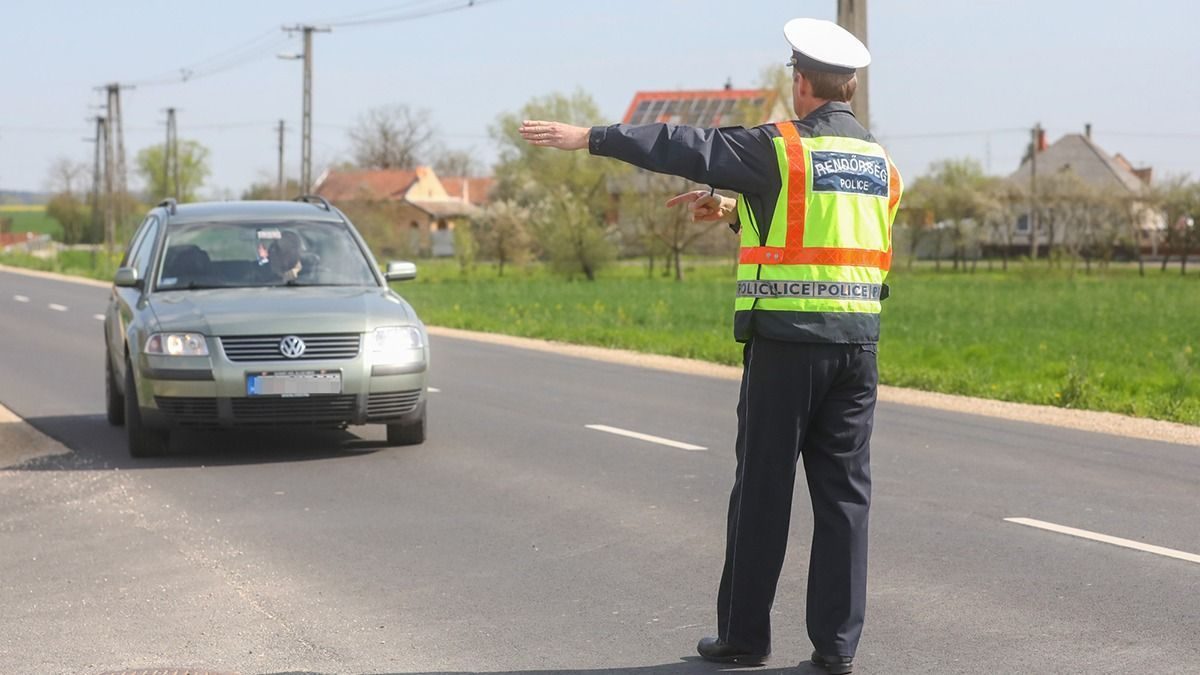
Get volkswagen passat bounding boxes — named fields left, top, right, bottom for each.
left=104, top=196, right=429, bottom=457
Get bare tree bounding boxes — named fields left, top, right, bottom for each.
left=44, top=157, right=89, bottom=195
left=348, top=104, right=436, bottom=170
left=431, top=147, right=481, bottom=178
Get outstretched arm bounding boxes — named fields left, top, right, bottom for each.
left=520, top=120, right=780, bottom=197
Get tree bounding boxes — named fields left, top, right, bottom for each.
left=476, top=200, right=534, bottom=276
left=906, top=159, right=989, bottom=271
left=534, top=188, right=615, bottom=280
left=1157, top=176, right=1200, bottom=275
left=135, top=140, right=210, bottom=202
left=491, top=91, right=626, bottom=279
left=620, top=171, right=723, bottom=281
left=43, top=158, right=92, bottom=244
left=349, top=104, right=436, bottom=170
left=242, top=178, right=304, bottom=201
left=431, top=147, right=481, bottom=178
left=453, top=222, right=478, bottom=276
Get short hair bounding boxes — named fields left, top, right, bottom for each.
left=797, top=69, right=857, bottom=102
left=269, top=231, right=302, bottom=272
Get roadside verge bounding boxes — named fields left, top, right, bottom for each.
left=427, top=326, right=1200, bottom=448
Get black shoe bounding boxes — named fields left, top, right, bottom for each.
left=810, top=651, right=853, bottom=674
left=696, top=636, right=769, bottom=665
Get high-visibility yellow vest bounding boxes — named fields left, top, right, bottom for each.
left=735, top=121, right=902, bottom=343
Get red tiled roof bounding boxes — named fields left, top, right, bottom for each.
left=0, top=231, right=39, bottom=248
left=313, top=169, right=419, bottom=202
left=440, top=177, right=495, bottom=206
left=623, top=89, right=777, bottom=126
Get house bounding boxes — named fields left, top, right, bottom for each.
left=1005, top=127, right=1163, bottom=255
left=622, top=83, right=789, bottom=127
left=312, top=167, right=492, bottom=257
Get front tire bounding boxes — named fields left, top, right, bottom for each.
left=386, top=408, right=426, bottom=446
left=124, top=356, right=168, bottom=457
left=105, top=350, right=125, bottom=426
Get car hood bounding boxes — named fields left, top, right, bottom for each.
left=149, top=286, right=418, bottom=336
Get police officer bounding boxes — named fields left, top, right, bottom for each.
left=519, top=18, right=900, bottom=674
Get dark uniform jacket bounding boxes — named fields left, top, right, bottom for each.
left=589, top=102, right=883, bottom=344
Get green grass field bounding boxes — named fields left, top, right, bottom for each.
left=0, top=205, right=61, bottom=238
left=395, top=259, right=1200, bottom=425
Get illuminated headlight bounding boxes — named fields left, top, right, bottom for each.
left=370, top=326, right=424, bottom=362
left=145, top=332, right=209, bottom=357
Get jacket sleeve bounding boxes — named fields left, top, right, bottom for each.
left=589, top=123, right=780, bottom=196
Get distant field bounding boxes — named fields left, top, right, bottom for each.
left=395, top=259, right=1200, bottom=426
left=0, top=205, right=61, bottom=237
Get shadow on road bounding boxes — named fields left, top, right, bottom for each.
left=260, top=658, right=829, bottom=674
left=13, top=413, right=395, bottom=471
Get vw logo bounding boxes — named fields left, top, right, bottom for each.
left=279, top=335, right=306, bottom=359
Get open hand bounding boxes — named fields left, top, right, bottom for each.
left=519, top=120, right=590, bottom=151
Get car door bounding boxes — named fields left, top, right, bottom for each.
left=108, top=215, right=160, bottom=383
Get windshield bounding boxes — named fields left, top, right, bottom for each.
left=154, top=220, right=379, bottom=290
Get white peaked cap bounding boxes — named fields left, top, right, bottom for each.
left=783, top=18, right=871, bottom=73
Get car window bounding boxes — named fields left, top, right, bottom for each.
left=121, top=216, right=153, bottom=267
left=156, top=220, right=378, bottom=290
left=129, top=218, right=160, bottom=282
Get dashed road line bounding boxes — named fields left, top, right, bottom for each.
left=13, top=295, right=29, bottom=303
left=427, top=387, right=441, bottom=393
left=93, top=314, right=105, bottom=321
left=585, top=424, right=706, bottom=451
left=1005, top=517, right=1200, bottom=565
left=47, top=303, right=68, bottom=312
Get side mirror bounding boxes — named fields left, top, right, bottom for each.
left=384, top=261, right=417, bottom=282
left=114, top=267, right=141, bottom=288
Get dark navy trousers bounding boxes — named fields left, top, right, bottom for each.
left=716, top=337, right=876, bottom=658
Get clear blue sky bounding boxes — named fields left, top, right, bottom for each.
left=1, top=0, right=1196, bottom=196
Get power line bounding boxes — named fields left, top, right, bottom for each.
left=326, top=0, right=504, bottom=28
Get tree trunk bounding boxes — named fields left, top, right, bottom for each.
left=673, top=248, right=684, bottom=281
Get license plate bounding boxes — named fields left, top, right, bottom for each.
left=246, top=370, right=342, bottom=397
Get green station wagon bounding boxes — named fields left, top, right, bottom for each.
left=104, top=196, right=429, bottom=457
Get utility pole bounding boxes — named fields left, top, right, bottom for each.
left=277, top=120, right=287, bottom=199
left=281, top=25, right=330, bottom=192
left=1029, top=122, right=1041, bottom=259
left=837, top=0, right=869, bottom=130
left=163, top=107, right=179, bottom=201
left=99, top=82, right=133, bottom=234
left=101, top=114, right=116, bottom=255
left=88, top=116, right=105, bottom=243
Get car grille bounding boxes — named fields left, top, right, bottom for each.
left=155, top=397, right=219, bottom=427
left=219, top=334, right=361, bottom=362
left=231, top=394, right=357, bottom=425
left=367, top=390, right=422, bottom=419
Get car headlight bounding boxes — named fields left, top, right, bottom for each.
left=144, top=332, right=209, bottom=357
left=369, top=326, right=424, bottom=362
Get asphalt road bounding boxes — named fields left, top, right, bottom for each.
left=1, top=267, right=1198, bottom=675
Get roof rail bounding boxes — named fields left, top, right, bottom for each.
left=294, top=194, right=332, bottom=211
left=157, top=197, right=177, bottom=215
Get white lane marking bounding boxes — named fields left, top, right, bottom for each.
left=93, top=314, right=105, bottom=321
left=427, top=387, right=441, bottom=393
left=585, top=424, right=706, bottom=451
left=1005, top=517, right=1200, bottom=565
left=48, top=303, right=68, bottom=312
left=13, top=295, right=29, bottom=303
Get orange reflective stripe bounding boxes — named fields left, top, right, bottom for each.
left=740, top=246, right=892, bottom=271
left=774, top=121, right=806, bottom=249
left=887, top=158, right=901, bottom=216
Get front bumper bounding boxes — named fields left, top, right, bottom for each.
left=135, top=340, right=428, bottom=429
